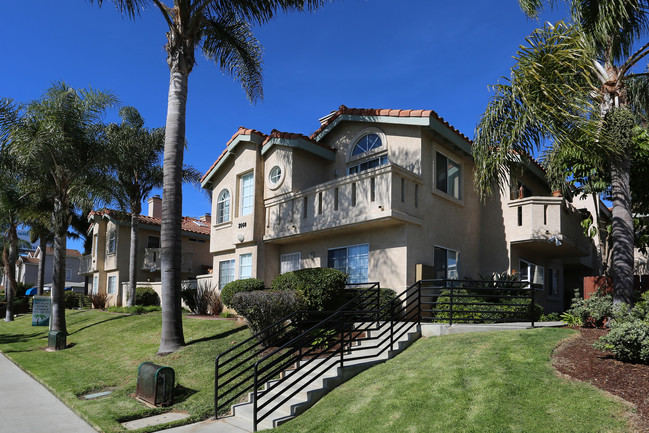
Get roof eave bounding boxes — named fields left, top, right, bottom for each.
left=201, top=133, right=265, bottom=189
left=261, top=137, right=336, bottom=161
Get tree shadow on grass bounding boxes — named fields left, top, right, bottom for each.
left=0, top=332, right=47, bottom=345
left=67, top=315, right=130, bottom=335
left=185, top=325, right=247, bottom=346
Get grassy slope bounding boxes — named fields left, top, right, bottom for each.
left=0, top=310, right=248, bottom=433
left=274, top=328, right=630, bottom=433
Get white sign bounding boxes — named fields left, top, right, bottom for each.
left=32, top=296, right=51, bottom=326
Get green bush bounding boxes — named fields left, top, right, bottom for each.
left=135, top=287, right=160, bottom=306
left=594, top=320, right=649, bottom=363
left=566, top=289, right=612, bottom=328
left=15, top=282, right=30, bottom=297
left=64, top=291, right=79, bottom=309
left=540, top=312, right=561, bottom=322
left=230, top=290, right=306, bottom=346
left=271, top=268, right=347, bottom=311
left=106, top=305, right=161, bottom=314
left=220, top=278, right=265, bottom=307
left=434, top=289, right=542, bottom=323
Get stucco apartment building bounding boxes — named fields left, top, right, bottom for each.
left=11, top=246, right=84, bottom=290
left=201, top=105, right=602, bottom=313
left=79, top=196, right=212, bottom=306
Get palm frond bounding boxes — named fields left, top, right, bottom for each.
left=200, top=12, right=263, bottom=103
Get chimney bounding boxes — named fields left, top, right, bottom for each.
left=148, top=195, right=162, bottom=219
left=200, top=213, right=211, bottom=224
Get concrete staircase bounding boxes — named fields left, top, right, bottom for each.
left=224, top=321, right=421, bottom=431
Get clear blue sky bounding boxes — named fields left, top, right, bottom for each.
left=3, top=0, right=564, bottom=252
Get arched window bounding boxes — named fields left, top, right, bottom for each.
left=352, top=134, right=382, bottom=156
left=217, top=189, right=230, bottom=224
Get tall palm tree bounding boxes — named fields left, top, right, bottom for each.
left=473, top=0, right=649, bottom=305
left=10, top=83, right=116, bottom=340
left=92, top=0, right=329, bottom=354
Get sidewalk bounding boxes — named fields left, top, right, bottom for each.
left=0, top=352, right=97, bottom=433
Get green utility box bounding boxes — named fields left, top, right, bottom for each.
left=48, top=331, right=66, bottom=350
left=136, top=362, right=175, bottom=407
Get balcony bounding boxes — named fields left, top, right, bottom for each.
left=79, top=255, right=95, bottom=275
left=143, top=248, right=194, bottom=273
left=507, top=196, right=591, bottom=258
left=264, top=164, right=423, bottom=241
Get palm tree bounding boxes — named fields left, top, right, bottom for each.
left=92, top=0, right=329, bottom=354
left=473, top=0, right=649, bottom=305
left=10, top=83, right=116, bottom=340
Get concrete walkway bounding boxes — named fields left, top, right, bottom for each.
left=0, top=352, right=97, bottom=433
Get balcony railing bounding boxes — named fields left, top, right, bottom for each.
left=143, top=248, right=193, bottom=273
left=79, top=254, right=94, bottom=275
left=507, top=196, right=590, bottom=255
left=263, top=164, right=423, bottom=241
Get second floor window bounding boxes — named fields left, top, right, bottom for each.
left=65, top=269, right=72, bottom=281
left=240, top=172, right=254, bottom=216
left=107, top=229, right=116, bottom=255
left=436, top=152, right=462, bottom=200
left=217, top=189, right=230, bottom=223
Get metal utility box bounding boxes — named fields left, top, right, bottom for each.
left=136, top=362, right=175, bottom=406
left=48, top=331, right=66, bottom=350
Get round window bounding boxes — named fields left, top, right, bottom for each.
left=269, top=165, right=283, bottom=187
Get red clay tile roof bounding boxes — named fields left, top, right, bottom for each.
left=21, top=257, right=40, bottom=264
left=200, top=127, right=266, bottom=183
left=44, top=247, right=82, bottom=257
left=310, top=105, right=472, bottom=147
left=89, top=209, right=210, bottom=236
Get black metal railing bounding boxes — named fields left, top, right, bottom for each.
left=214, top=278, right=540, bottom=431
left=416, top=278, right=542, bottom=326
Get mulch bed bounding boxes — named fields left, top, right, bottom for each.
left=552, top=327, right=649, bottom=432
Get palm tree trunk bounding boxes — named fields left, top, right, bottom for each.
left=3, top=223, right=18, bottom=322
left=37, top=236, right=46, bottom=296
left=610, top=152, right=635, bottom=304
left=128, top=213, right=139, bottom=307
left=158, top=65, right=188, bottom=355
left=50, top=198, right=68, bottom=336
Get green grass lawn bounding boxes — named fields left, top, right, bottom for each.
left=275, top=328, right=632, bottom=433
left=0, top=310, right=248, bottom=433
left=0, top=313, right=634, bottom=433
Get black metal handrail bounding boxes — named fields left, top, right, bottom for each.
left=214, top=283, right=381, bottom=420
left=215, top=278, right=541, bottom=431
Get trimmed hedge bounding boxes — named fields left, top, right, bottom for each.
left=230, top=290, right=306, bottom=346
left=433, top=289, right=543, bottom=323
left=271, top=268, right=347, bottom=311
left=135, top=287, right=160, bottom=306
left=221, top=278, right=265, bottom=307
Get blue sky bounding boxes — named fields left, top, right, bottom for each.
left=4, top=0, right=564, bottom=252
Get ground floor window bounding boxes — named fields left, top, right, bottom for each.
left=219, top=259, right=235, bottom=289
left=280, top=252, right=301, bottom=274
left=519, top=259, right=544, bottom=287
left=107, top=275, right=117, bottom=295
left=328, top=244, right=369, bottom=284
left=92, top=275, right=98, bottom=295
left=434, top=246, right=459, bottom=279
left=239, top=253, right=252, bottom=279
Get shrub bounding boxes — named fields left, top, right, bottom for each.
left=64, top=291, right=79, bottom=309
left=89, top=292, right=108, bottom=310
left=540, top=312, right=561, bottom=322
left=230, top=290, right=307, bottom=346
left=271, top=268, right=347, bottom=311
left=135, top=287, right=160, bottom=306
left=434, top=289, right=542, bottom=323
left=566, top=289, right=612, bottom=327
left=594, top=320, right=649, bottom=363
left=181, top=280, right=223, bottom=315
left=220, top=278, right=265, bottom=307
left=106, top=305, right=161, bottom=314
left=15, top=282, right=30, bottom=297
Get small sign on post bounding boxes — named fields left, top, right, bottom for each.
left=32, top=296, right=51, bottom=327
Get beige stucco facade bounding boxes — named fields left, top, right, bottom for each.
left=79, top=196, right=212, bottom=306
left=201, top=106, right=604, bottom=313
